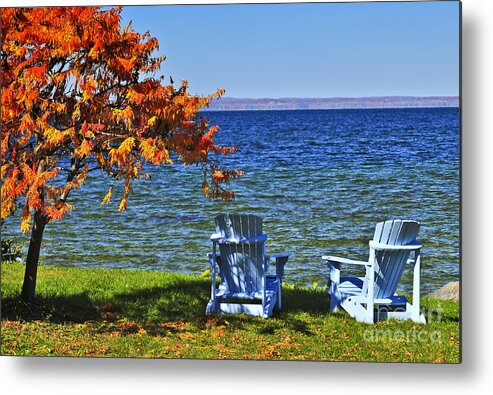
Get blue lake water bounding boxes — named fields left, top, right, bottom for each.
left=4, top=108, right=460, bottom=293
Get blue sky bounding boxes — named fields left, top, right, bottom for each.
left=120, top=1, right=460, bottom=98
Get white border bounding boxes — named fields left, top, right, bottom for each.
left=2, top=1, right=492, bottom=394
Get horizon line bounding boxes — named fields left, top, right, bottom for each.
left=215, top=95, right=459, bottom=100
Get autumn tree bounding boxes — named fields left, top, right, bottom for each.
left=0, top=7, right=241, bottom=302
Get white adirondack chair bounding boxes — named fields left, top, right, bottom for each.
left=324, top=220, right=426, bottom=324
left=205, top=214, right=289, bottom=318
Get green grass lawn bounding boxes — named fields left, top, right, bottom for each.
left=1, top=262, right=460, bottom=362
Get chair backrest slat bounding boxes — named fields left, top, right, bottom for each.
left=213, top=214, right=266, bottom=295
left=372, top=220, right=420, bottom=298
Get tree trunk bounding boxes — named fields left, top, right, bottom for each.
left=20, top=158, right=78, bottom=302
left=21, top=209, right=48, bottom=302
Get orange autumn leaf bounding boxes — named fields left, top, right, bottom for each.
left=102, top=186, right=114, bottom=205
left=75, top=139, right=94, bottom=159
left=212, top=170, right=228, bottom=183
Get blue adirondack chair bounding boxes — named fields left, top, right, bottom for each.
left=324, top=220, right=426, bottom=324
left=205, top=214, right=289, bottom=318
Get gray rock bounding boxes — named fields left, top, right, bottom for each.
left=427, top=281, right=460, bottom=302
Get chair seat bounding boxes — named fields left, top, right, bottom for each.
left=337, top=277, right=365, bottom=296
left=214, top=277, right=280, bottom=300
left=335, top=276, right=409, bottom=305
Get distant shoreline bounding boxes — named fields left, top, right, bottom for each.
left=205, top=96, right=459, bottom=111
left=203, top=106, right=459, bottom=112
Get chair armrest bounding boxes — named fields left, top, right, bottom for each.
left=210, top=233, right=223, bottom=241
left=268, top=253, right=290, bottom=260
left=323, top=255, right=369, bottom=266
left=210, top=233, right=268, bottom=244
left=267, top=253, right=289, bottom=280
left=369, top=240, right=422, bottom=251
left=207, top=252, right=221, bottom=270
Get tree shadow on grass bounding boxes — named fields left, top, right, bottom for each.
left=1, top=280, right=211, bottom=325
left=108, top=281, right=336, bottom=336
left=282, top=287, right=330, bottom=315
left=1, top=281, right=337, bottom=336
left=2, top=292, right=100, bottom=323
